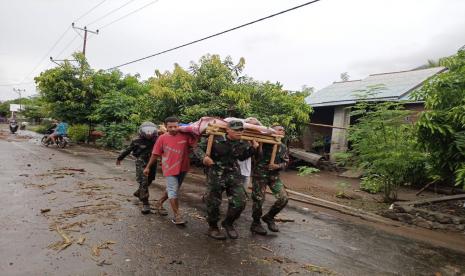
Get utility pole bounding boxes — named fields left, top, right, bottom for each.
left=72, top=23, right=99, bottom=57
left=13, top=88, right=25, bottom=112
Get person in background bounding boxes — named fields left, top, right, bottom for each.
left=116, top=122, right=161, bottom=215
left=46, top=120, right=68, bottom=145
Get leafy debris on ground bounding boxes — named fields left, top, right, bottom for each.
left=77, top=236, right=86, bottom=245
left=274, top=216, right=295, bottom=223
left=48, top=225, right=73, bottom=251
left=302, top=263, right=337, bottom=275
left=91, top=240, right=117, bottom=257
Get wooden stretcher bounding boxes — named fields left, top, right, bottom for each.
left=204, top=124, right=283, bottom=165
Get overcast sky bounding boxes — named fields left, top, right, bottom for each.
left=1, top=0, right=464, bottom=101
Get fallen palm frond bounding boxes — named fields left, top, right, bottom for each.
left=302, top=263, right=337, bottom=275
left=48, top=225, right=73, bottom=251
left=77, top=236, right=86, bottom=245
left=91, top=240, right=117, bottom=257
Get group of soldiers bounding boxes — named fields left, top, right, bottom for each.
left=117, top=118, right=289, bottom=240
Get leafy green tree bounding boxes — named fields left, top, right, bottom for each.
left=349, top=87, right=428, bottom=201
left=413, top=50, right=465, bottom=188
left=22, top=96, right=51, bottom=122
left=90, top=72, right=152, bottom=148
left=149, top=54, right=312, bottom=138
left=34, top=53, right=99, bottom=124
left=0, top=99, right=19, bottom=117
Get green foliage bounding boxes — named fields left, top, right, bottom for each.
left=91, top=91, right=138, bottom=123
left=68, top=124, right=89, bottom=143
left=31, top=124, right=51, bottom=134
left=332, top=152, right=353, bottom=167
left=34, top=53, right=99, bottom=124
left=90, top=71, right=152, bottom=124
left=412, top=50, right=465, bottom=188
left=33, top=53, right=313, bottom=149
left=360, top=176, right=383, bottom=194
left=297, top=166, right=320, bottom=176
left=97, top=123, right=136, bottom=149
left=149, top=54, right=312, bottom=139
left=349, top=88, right=428, bottom=201
left=22, top=96, right=51, bottom=121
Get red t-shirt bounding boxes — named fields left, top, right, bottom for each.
left=152, top=132, right=196, bottom=176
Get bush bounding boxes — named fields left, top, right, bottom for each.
left=97, top=123, right=136, bottom=149
left=332, top=152, right=353, bottom=167
left=31, top=124, right=51, bottom=134
left=412, top=50, right=465, bottom=188
left=360, top=175, right=383, bottom=194
left=297, top=166, right=320, bottom=176
left=68, top=124, right=89, bottom=143
left=349, top=91, right=429, bottom=202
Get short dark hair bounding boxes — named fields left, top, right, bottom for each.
left=164, top=116, right=179, bottom=124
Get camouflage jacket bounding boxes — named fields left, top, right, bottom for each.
left=117, top=136, right=157, bottom=162
left=194, top=135, right=256, bottom=173
left=253, top=143, right=289, bottom=177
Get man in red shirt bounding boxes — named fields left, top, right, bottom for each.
left=144, top=117, right=196, bottom=224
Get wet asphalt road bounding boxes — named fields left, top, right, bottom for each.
left=1, top=128, right=465, bottom=276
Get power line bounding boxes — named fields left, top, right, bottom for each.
left=19, top=1, right=110, bottom=81
left=98, top=0, right=160, bottom=30
left=86, top=0, right=137, bottom=26
left=74, top=0, right=108, bottom=23
left=0, top=82, right=35, bottom=87
left=21, top=25, right=72, bottom=81
left=55, top=33, right=80, bottom=59
left=106, top=0, right=323, bottom=70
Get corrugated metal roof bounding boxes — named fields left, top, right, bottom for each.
left=306, top=67, right=446, bottom=107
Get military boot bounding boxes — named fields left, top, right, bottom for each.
left=133, top=189, right=140, bottom=198
left=207, top=226, right=226, bottom=240
left=221, top=221, right=239, bottom=239
left=250, top=221, right=267, bottom=235
left=262, top=215, right=279, bottom=232
left=141, top=204, right=151, bottom=215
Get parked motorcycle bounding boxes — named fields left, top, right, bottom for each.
left=9, top=120, right=18, bottom=134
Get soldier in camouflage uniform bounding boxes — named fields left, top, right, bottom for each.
left=116, top=122, right=165, bottom=215
left=194, top=120, right=258, bottom=240
left=250, top=125, right=289, bottom=235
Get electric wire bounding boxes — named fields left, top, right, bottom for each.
left=0, top=82, right=35, bottom=87
left=98, top=0, right=159, bottom=30
left=18, top=0, right=110, bottom=82
left=21, top=25, right=72, bottom=81
left=106, top=0, right=322, bottom=70
left=56, top=34, right=80, bottom=59
left=86, top=0, right=137, bottom=26
left=73, top=0, right=107, bottom=23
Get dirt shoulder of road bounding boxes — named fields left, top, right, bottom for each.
left=281, top=169, right=444, bottom=214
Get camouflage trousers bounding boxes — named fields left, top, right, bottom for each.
left=251, top=173, right=289, bottom=222
left=135, top=158, right=157, bottom=204
left=205, top=168, right=247, bottom=227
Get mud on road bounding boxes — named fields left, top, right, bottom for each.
left=1, top=128, right=465, bottom=276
